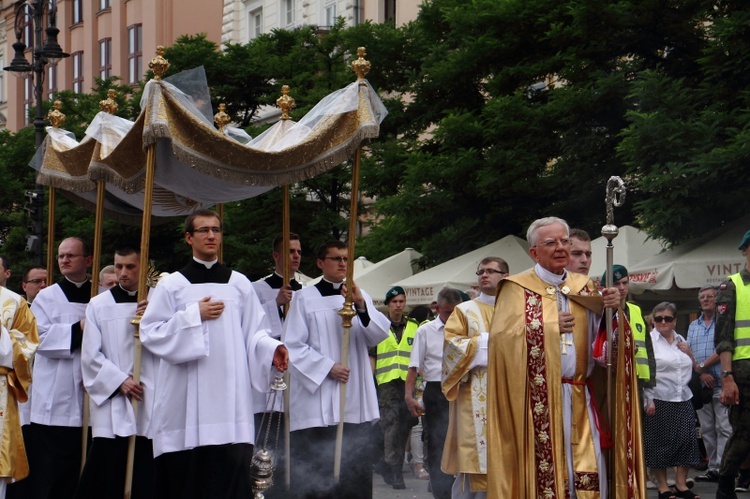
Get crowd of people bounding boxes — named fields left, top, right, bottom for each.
left=0, top=210, right=748, bottom=499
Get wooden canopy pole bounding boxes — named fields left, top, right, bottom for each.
left=333, top=47, right=371, bottom=483
left=45, top=186, right=56, bottom=285
left=124, top=47, right=169, bottom=499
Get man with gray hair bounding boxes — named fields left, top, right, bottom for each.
left=486, top=216, right=636, bottom=498
left=687, top=285, right=729, bottom=483
left=406, top=287, right=463, bottom=499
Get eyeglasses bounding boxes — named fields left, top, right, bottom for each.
left=476, top=269, right=508, bottom=276
left=24, top=278, right=47, bottom=284
left=536, top=238, right=571, bottom=249
left=323, top=256, right=348, bottom=263
left=57, top=254, right=82, bottom=260
left=699, top=294, right=716, bottom=300
left=193, top=226, right=222, bottom=234
left=653, top=316, right=675, bottom=323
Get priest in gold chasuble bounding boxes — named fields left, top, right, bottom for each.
left=486, top=217, right=644, bottom=499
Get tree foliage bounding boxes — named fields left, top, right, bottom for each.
left=2, top=1, right=749, bottom=290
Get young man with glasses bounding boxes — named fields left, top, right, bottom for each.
left=687, top=285, right=729, bottom=484
left=23, top=237, right=93, bottom=498
left=21, top=267, right=47, bottom=305
left=140, top=209, right=288, bottom=499
left=441, top=256, right=508, bottom=498
left=486, top=217, right=632, bottom=498
left=283, top=240, right=389, bottom=499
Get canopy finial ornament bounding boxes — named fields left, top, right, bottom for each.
left=214, top=103, right=231, bottom=132
left=149, top=46, right=170, bottom=81
left=99, top=89, right=119, bottom=115
left=47, top=100, right=66, bottom=128
left=276, top=85, right=295, bottom=121
left=351, top=47, right=371, bottom=84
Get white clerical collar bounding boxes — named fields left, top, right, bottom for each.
left=322, top=278, right=343, bottom=289
left=119, top=284, right=138, bottom=296
left=535, top=263, right=567, bottom=286
left=65, top=276, right=88, bottom=288
left=477, top=292, right=495, bottom=306
left=193, top=257, right=218, bottom=269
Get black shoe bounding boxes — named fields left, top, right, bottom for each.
left=695, top=470, right=720, bottom=482
left=391, top=465, right=406, bottom=490
left=718, top=474, right=739, bottom=498
left=377, top=462, right=394, bottom=486
left=737, top=470, right=750, bottom=492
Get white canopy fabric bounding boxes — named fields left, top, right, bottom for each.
left=392, top=236, right=534, bottom=306
left=589, top=225, right=666, bottom=281
left=355, top=248, right=424, bottom=307
left=627, top=216, right=750, bottom=292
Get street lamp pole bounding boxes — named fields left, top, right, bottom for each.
left=3, top=0, right=69, bottom=265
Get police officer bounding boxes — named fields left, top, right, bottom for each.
left=716, top=229, right=750, bottom=498
left=370, top=286, right=419, bottom=489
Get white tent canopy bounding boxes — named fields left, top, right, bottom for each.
left=392, top=235, right=535, bottom=306
left=628, top=216, right=750, bottom=292
left=355, top=248, right=424, bottom=307
left=589, top=225, right=666, bottom=281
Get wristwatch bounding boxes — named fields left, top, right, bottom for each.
left=721, top=370, right=734, bottom=378
left=699, top=362, right=705, bottom=370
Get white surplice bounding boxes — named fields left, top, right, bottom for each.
left=30, top=283, right=88, bottom=427
left=82, top=288, right=158, bottom=438
left=140, top=271, right=281, bottom=457
left=283, top=285, right=389, bottom=430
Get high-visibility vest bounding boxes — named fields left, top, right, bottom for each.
left=374, top=319, right=418, bottom=385
left=730, top=273, right=750, bottom=361
left=628, top=302, right=651, bottom=381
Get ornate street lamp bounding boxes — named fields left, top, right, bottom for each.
left=3, top=0, right=69, bottom=265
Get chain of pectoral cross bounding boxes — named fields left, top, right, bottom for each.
left=556, top=287, right=573, bottom=355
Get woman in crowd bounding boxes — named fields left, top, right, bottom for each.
left=643, top=302, right=702, bottom=499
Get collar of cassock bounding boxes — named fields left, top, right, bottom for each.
left=315, top=278, right=343, bottom=297
left=535, top=263, right=568, bottom=287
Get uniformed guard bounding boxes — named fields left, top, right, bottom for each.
left=716, top=229, right=750, bottom=499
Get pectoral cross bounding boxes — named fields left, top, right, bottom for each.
left=561, top=333, right=573, bottom=355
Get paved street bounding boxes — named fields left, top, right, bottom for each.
left=373, top=462, right=434, bottom=499
left=372, top=466, right=736, bottom=498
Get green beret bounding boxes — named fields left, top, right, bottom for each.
left=738, top=230, right=750, bottom=250
left=385, top=286, right=405, bottom=304
left=601, top=264, right=628, bottom=285
left=457, top=290, right=472, bottom=302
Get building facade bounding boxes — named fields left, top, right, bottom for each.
left=1, top=0, right=224, bottom=132
left=220, top=0, right=419, bottom=45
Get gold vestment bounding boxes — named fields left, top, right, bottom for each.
left=0, top=287, right=39, bottom=481
left=486, top=270, right=645, bottom=498
left=442, top=299, right=493, bottom=492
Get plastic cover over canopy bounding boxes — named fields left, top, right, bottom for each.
left=32, top=65, right=387, bottom=218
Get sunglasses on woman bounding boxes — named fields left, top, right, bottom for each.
left=653, top=316, right=675, bottom=323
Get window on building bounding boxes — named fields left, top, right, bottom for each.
left=24, top=76, right=33, bottom=124
left=128, top=24, right=143, bottom=85
left=385, top=0, right=396, bottom=21
left=99, top=0, right=111, bottom=11
left=0, top=56, right=4, bottom=104
left=284, top=0, right=295, bottom=26
left=72, top=0, right=83, bottom=24
left=72, top=51, right=84, bottom=93
left=325, top=3, right=337, bottom=27
left=99, top=38, right=112, bottom=79
left=47, top=62, right=58, bottom=100
left=249, top=8, right=263, bottom=39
